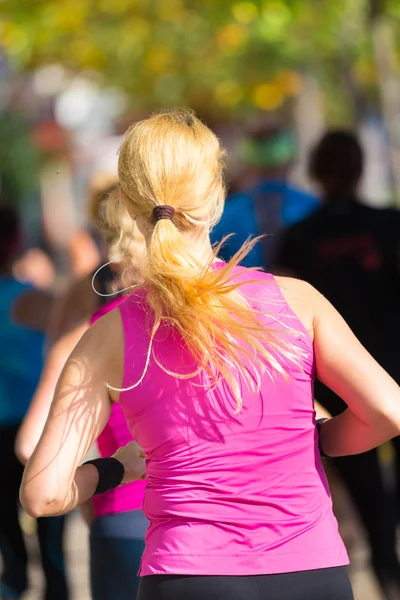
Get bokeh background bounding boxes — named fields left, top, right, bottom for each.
left=2, top=0, right=400, bottom=255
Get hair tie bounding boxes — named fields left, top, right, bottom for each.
left=152, top=205, right=175, bottom=223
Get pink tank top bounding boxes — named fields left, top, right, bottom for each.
left=118, top=266, right=348, bottom=576
left=91, top=299, right=146, bottom=518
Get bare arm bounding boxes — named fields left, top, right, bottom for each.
left=20, top=310, right=123, bottom=518
left=277, top=277, right=400, bottom=457
left=313, top=285, right=400, bottom=456
left=79, top=498, right=95, bottom=528
left=16, top=276, right=97, bottom=464
left=13, top=289, right=54, bottom=332
left=15, top=322, right=89, bottom=464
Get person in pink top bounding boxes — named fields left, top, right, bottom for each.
left=89, top=300, right=147, bottom=600
left=21, top=109, right=400, bottom=600
left=16, top=174, right=147, bottom=600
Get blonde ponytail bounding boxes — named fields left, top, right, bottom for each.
left=112, top=109, right=301, bottom=411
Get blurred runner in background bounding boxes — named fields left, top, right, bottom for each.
left=16, top=174, right=147, bottom=600
left=211, top=121, right=318, bottom=268
left=12, top=248, right=55, bottom=290
left=0, top=206, right=69, bottom=600
left=275, top=130, right=400, bottom=600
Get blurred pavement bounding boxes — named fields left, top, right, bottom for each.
left=24, top=512, right=90, bottom=600
left=21, top=509, right=385, bottom=600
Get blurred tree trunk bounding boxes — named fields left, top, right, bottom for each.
left=369, top=0, right=400, bottom=206
left=291, top=73, right=325, bottom=190
left=339, top=60, right=369, bottom=127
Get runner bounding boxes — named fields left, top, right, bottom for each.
left=0, top=206, right=68, bottom=600
left=20, top=109, right=400, bottom=600
left=16, top=176, right=147, bottom=600
left=211, top=121, right=318, bottom=268
left=275, top=130, right=400, bottom=599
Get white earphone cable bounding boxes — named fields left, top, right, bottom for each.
left=91, top=223, right=140, bottom=297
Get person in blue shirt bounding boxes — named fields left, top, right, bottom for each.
left=211, top=122, right=318, bottom=269
left=0, top=206, right=69, bottom=600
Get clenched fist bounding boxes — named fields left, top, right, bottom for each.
left=113, top=441, right=146, bottom=484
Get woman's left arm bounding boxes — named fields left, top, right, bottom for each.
left=20, top=311, right=122, bottom=518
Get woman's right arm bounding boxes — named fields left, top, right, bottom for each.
left=277, top=277, right=400, bottom=457
left=306, top=280, right=400, bottom=456
left=314, top=287, right=400, bottom=456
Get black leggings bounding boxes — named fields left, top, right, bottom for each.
left=137, top=567, right=353, bottom=600
left=0, top=425, right=69, bottom=599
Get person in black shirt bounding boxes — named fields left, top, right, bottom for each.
left=276, top=130, right=400, bottom=599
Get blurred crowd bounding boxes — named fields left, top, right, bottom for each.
left=2, top=112, right=400, bottom=600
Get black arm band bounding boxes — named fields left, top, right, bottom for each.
left=82, top=457, right=125, bottom=496
left=316, top=418, right=330, bottom=459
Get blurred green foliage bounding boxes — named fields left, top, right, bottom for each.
left=1, top=0, right=399, bottom=118
left=0, top=112, right=40, bottom=203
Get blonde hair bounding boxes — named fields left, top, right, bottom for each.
left=112, top=109, right=299, bottom=411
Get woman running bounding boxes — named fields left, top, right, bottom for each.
left=16, top=176, right=147, bottom=600
left=87, top=298, right=147, bottom=600
left=0, top=206, right=68, bottom=600
left=20, top=109, right=400, bottom=600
